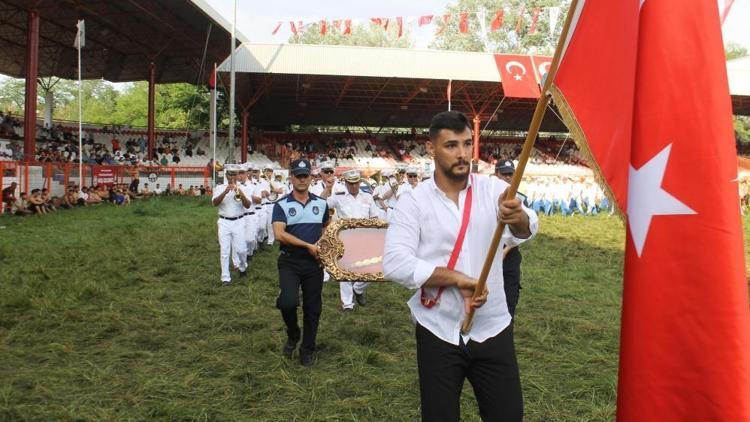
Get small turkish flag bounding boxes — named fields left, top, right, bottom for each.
left=493, top=54, right=539, bottom=99
left=418, top=15, right=433, bottom=27
left=490, top=10, right=504, bottom=31
left=551, top=1, right=750, bottom=420
left=459, top=12, right=469, bottom=33
left=271, top=21, right=282, bottom=35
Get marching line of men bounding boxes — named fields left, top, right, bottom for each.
left=213, top=162, right=288, bottom=286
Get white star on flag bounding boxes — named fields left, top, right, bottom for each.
left=513, top=74, right=523, bottom=81
left=626, top=144, right=696, bottom=257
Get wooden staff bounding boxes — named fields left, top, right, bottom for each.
left=461, top=0, right=580, bottom=334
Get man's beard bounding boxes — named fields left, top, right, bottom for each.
left=437, top=159, right=470, bottom=182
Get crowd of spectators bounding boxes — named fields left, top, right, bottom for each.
left=1, top=178, right=212, bottom=217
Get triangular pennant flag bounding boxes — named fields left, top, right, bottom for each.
left=529, top=7, right=540, bottom=35
left=343, top=19, right=352, bottom=35
left=271, top=21, right=282, bottom=35
left=459, top=12, right=469, bottom=33
left=320, top=20, right=327, bottom=35
left=515, top=4, right=526, bottom=33
left=490, top=10, right=504, bottom=31
left=290, top=21, right=297, bottom=35
left=418, top=15, right=433, bottom=27
left=548, top=7, right=560, bottom=37
left=396, top=17, right=403, bottom=38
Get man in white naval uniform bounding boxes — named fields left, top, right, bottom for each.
left=238, top=163, right=259, bottom=263
left=212, top=164, right=252, bottom=286
left=309, top=161, right=345, bottom=199
left=326, top=169, right=385, bottom=311
left=260, top=165, right=281, bottom=245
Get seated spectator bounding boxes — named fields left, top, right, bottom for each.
left=12, top=192, right=33, bottom=216
left=199, top=185, right=206, bottom=195
left=27, top=189, right=48, bottom=214
left=172, top=154, right=180, bottom=164
left=177, top=184, right=185, bottom=195
left=84, top=188, right=102, bottom=205
left=2, top=182, right=17, bottom=212
left=40, top=188, right=56, bottom=212
left=141, top=183, right=153, bottom=197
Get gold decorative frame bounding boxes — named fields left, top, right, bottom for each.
left=317, top=218, right=389, bottom=282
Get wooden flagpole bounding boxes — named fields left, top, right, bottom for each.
left=461, top=0, right=581, bottom=334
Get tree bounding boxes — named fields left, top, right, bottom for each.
left=0, top=78, right=31, bottom=113
left=726, top=43, right=748, bottom=61
left=290, top=21, right=414, bottom=48
left=431, top=0, right=568, bottom=54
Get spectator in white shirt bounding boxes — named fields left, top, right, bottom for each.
left=383, top=111, right=538, bottom=421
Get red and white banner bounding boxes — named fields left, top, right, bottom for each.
left=552, top=1, right=750, bottom=420
left=531, top=55, right=552, bottom=85
left=93, top=167, right=115, bottom=186
left=493, top=54, right=540, bottom=98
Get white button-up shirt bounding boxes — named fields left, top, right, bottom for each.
left=383, top=174, right=538, bottom=345
left=212, top=183, right=246, bottom=218
left=327, top=190, right=384, bottom=219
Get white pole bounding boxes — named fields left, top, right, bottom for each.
left=211, top=62, right=217, bottom=188
left=228, top=0, right=236, bottom=162
left=77, top=29, right=83, bottom=188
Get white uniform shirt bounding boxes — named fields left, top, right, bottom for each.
left=383, top=175, right=539, bottom=346
left=395, top=181, right=416, bottom=200
left=373, top=184, right=393, bottom=210
left=238, top=181, right=255, bottom=212
left=212, top=183, right=247, bottom=218
left=327, top=190, right=384, bottom=219
left=256, top=179, right=271, bottom=203
left=309, top=180, right=345, bottom=197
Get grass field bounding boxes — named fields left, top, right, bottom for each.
left=0, top=197, right=747, bottom=421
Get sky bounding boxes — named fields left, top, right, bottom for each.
left=205, top=0, right=750, bottom=51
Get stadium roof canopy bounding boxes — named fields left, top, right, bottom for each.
left=218, top=43, right=750, bottom=131
left=0, top=0, right=245, bottom=83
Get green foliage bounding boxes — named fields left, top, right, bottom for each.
left=0, top=78, right=217, bottom=130
left=432, top=0, right=567, bottom=54
left=735, top=116, right=750, bottom=143
left=290, top=21, right=414, bottom=48
left=726, top=43, right=749, bottom=61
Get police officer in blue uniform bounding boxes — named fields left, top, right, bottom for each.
left=272, top=159, right=330, bottom=366
left=495, top=160, right=524, bottom=316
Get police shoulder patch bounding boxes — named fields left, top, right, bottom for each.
left=288, top=208, right=297, bottom=217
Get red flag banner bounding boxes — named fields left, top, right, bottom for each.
left=418, top=15, right=433, bottom=26
left=490, top=10, right=504, bottom=31
left=396, top=17, right=403, bottom=38
left=551, top=1, right=750, bottom=420
left=493, top=54, right=539, bottom=98
left=530, top=55, right=552, bottom=85
left=271, top=21, right=282, bottom=35
left=320, top=20, right=327, bottom=35
left=529, top=7, right=540, bottom=34
left=459, top=12, right=469, bottom=33
left=343, top=19, right=352, bottom=35
left=289, top=21, right=298, bottom=35
left=208, top=68, right=216, bottom=90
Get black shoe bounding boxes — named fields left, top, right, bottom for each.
left=283, top=338, right=299, bottom=359
left=342, top=307, right=354, bottom=313
left=221, top=281, right=231, bottom=287
left=300, top=352, right=314, bottom=367
left=354, top=292, right=366, bottom=306
left=239, top=270, right=247, bottom=278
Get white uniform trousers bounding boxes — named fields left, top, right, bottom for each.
left=245, top=212, right=258, bottom=255
left=264, top=203, right=275, bottom=244
left=340, top=281, right=369, bottom=310
left=255, top=206, right=267, bottom=242
left=219, top=217, right=247, bottom=282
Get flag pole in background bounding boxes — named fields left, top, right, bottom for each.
left=74, top=19, right=85, bottom=188
left=446, top=79, right=452, bottom=111
left=210, top=62, right=217, bottom=188
left=461, top=0, right=579, bottom=334
left=228, top=0, right=236, bottom=162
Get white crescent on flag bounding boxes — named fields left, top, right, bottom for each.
left=505, top=61, right=527, bottom=81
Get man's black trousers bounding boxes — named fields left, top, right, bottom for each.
left=276, top=253, right=324, bottom=354
left=415, top=323, right=523, bottom=422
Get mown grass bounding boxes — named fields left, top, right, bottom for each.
left=0, top=198, right=746, bottom=421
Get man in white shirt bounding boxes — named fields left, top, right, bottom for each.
left=212, top=164, right=252, bottom=286
left=261, top=165, right=280, bottom=245
left=232, top=164, right=259, bottom=270
left=310, top=161, right=345, bottom=198
left=384, top=111, right=538, bottom=421
left=396, top=166, right=420, bottom=200
left=327, top=169, right=384, bottom=311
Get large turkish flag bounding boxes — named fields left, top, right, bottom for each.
left=552, top=1, right=750, bottom=420
left=494, top=54, right=540, bottom=99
